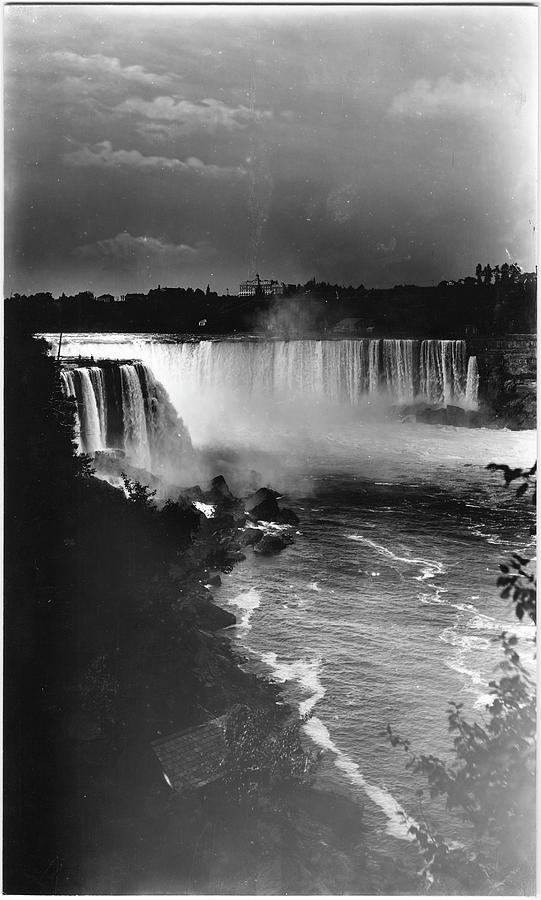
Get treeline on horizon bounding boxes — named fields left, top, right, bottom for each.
left=6, top=261, right=536, bottom=337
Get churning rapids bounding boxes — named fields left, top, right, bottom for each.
left=46, top=333, right=534, bottom=852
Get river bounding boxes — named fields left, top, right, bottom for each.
left=48, top=332, right=535, bottom=865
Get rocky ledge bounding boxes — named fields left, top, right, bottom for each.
left=392, top=394, right=536, bottom=430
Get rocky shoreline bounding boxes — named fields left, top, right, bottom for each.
left=391, top=391, right=536, bottom=430
left=64, top=447, right=390, bottom=894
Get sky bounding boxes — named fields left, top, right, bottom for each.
left=4, top=3, right=538, bottom=296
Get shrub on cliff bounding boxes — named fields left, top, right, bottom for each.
left=223, top=705, right=319, bottom=808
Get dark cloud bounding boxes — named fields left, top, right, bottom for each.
left=4, top=4, right=537, bottom=296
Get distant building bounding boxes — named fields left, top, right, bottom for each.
left=96, top=293, right=115, bottom=303
left=239, top=274, right=284, bottom=297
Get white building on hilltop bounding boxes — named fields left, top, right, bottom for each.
left=239, top=274, right=283, bottom=297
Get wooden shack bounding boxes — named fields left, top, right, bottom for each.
left=151, top=715, right=233, bottom=794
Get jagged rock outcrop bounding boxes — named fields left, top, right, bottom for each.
left=254, top=533, right=291, bottom=555
left=245, top=487, right=282, bottom=522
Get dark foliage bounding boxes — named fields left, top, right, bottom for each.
left=223, top=705, right=319, bottom=807
left=3, top=328, right=286, bottom=892
left=5, top=264, right=536, bottom=337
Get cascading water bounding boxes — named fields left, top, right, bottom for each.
left=60, top=370, right=82, bottom=451
left=89, top=367, right=107, bottom=444
left=51, top=335, right=479, bottom=444
left=120, top=363, right=151, bottom=469
left=465, top=356, right=479, bottom=410
left=419, top=339, right=468, bottom=406
left=59, top=360, right=195, bottom=481
left=72, top=367, right=103, bottom=454
left=52, top=337, right=473, bottom=401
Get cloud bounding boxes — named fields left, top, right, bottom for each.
left=64, top=141, right=246, bottom=177
left=49, top=51, right=174, bottom=88
left=388, top=77, right=525, bottom=119
left=73, top=232, right=215, bottom=263
left=115, top=95, right=272, bottom=134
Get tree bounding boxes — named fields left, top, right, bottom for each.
left=388, top=463, right=536, bottom=894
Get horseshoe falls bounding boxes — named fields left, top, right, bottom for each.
left=50, top=335, right=479, bottom=449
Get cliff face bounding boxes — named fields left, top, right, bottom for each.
left=467, top=334, right=536, bottom=429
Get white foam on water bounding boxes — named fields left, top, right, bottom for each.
left=257, top=520, right=292, bottom=533
left=303, top=716, right=415, bottom=841
left=260, top=651, right=414, bottom=842
left=193, top=501, right=216, bottom=519
left=348, top=535, right=445, bottom=580
left=259, top=652, right=325, bottom=715
left=308, top=581, right=321, bottom=592
left=227, top=587, right=261, bottom=632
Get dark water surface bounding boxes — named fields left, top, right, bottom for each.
left=215, top=423, right=536, bottom=850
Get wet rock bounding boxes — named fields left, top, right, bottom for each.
left=416, top=405, right=447, bottom=424
left=241, top=528, right=264, bottom=546
left=197, top=599, right=236, bottom=630
left=254, top=533, right=289, bottom=555
left=207, top=572, right=222, bottom=587
left=210, top=475, right=233, bottom=500
left=180, top=484, right=204, bottom=501
left=245, top=487, right=281, bottom=522
left=278, top=507, right=299, bottom=525
left=225, top=550, right=247, bottom=563
left=445, top=404, right=467, bottom=426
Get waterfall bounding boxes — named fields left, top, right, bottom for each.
left=89, top=366, right=107, bottom=445
left=71, top=367, right=103, bottom=454
left=60, top=370, right=82, bottom=451
left=465, top=356, right=479, bottom=410
left=419, top=339, right=468, bottom=406
left=59, top=360, right=195, bottom=479
left=120, top=363, right=151, bottom=469
left=53, top=336, right=477, bottom=442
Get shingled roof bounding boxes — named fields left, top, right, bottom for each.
left=151, top=715, right=232, bottom=793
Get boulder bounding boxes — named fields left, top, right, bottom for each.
left=278, top=506, right=300, bottom=525
left=241, top=528, right=264, bottom=546
left=245, top=487, right=281, bottom=522
left=225, top=550, right=247, bottom=563
left=207, top=571, right=222, bottom=587
left=254, top=533, right=289, bottom=555
left=179, top=484, right=204, bottom=501
left=416, top=405, right=447, bottom=425
left=210, top=475, right=233, bottom=500
left=445, top=404, right=467, bottom=426
left=197, top=600, right=236, bottom=631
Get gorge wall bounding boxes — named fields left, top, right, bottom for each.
left=466, top=334, right=536, bottom=427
